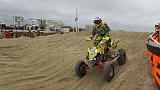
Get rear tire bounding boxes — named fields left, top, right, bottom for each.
left=103, top=62, right=114, bottom=82
left=117, top=48, right=126, bottom=65
left=75, top=61, right=87, bottom=78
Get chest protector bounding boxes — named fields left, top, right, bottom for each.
left=94, top=22, right=106, bottom=31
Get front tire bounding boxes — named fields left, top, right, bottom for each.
left=75, top=61, right=87, bottom=78
left=103, top=62, right=114, bottom=82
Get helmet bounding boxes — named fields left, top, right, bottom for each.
left=94, top=17, right=102, bottom=27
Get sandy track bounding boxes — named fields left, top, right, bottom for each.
left=0, top=31, right=157, bottom=90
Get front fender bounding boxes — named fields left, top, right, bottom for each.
left=87, top=47, right=104, bottom=60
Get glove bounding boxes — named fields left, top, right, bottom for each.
left=86, top=37, right=92, bottom=41
left=106, top=31, right=111, bottom=37
left=86, top=36, right=93, bottom=41
left=102, top=36, right=110, bottom=41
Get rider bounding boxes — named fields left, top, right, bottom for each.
left=86, top=17, right=111, bottom=46
left=86, top=17, right=112, bottom=61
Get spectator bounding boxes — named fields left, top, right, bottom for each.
left=7, top=30, right=11, bottom=38
left=4, top=30, right=7, bottom=38
left=37, top=30, right=40, bottom=37
left=0, top=30, right=2, bottom=39
left=15, top=31, right=18, bottom=38
left=10, top=29, right=14, bottom=38
left=1, top=30, right=4, bottom=39
left=24, top=25, right=26, bottom=30
left=32, top=30, right=37, bottom=38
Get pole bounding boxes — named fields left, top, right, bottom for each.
left=76, top=8, right=78, bottom=32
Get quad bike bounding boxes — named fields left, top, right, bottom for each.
left=75, top=30, right=126, bottom=82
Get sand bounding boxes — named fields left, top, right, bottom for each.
left=0, top=30, right=157, bottom=90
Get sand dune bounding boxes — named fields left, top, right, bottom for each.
left=0, top=30, right=157, bottom=90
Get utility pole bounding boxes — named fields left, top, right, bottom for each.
left=75, top=8, right=78, bottom=32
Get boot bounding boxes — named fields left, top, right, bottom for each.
left=102, top=51, right=108, bottom=62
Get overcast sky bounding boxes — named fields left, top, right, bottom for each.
left=0, top=0, right=160, bottom=32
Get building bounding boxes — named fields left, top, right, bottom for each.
left=29, top=18, right=40, bottom=27
left=61, top=26, right=72, bottom=32
left=28, top=18, right=65, bottom=31
left=85, top=25, right=94, bottom=30
left=28, top=18, right=42, bottom=30
left=13, top=16, right=24, bottom=29
left=45, top=20, right=65, bottom=31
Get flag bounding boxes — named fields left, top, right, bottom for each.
left=75, top=18, right=78, bottom=21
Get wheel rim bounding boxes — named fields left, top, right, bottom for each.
left=109, top=66, right=114, bottom=76
left=80, top=64, right=85, bottom=74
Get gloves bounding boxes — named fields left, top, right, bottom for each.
left=102, top=36, right=110, bottom=41
left=106, top=31, right=111, bottom=37
left=86, top=36, right=93, bottom=41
